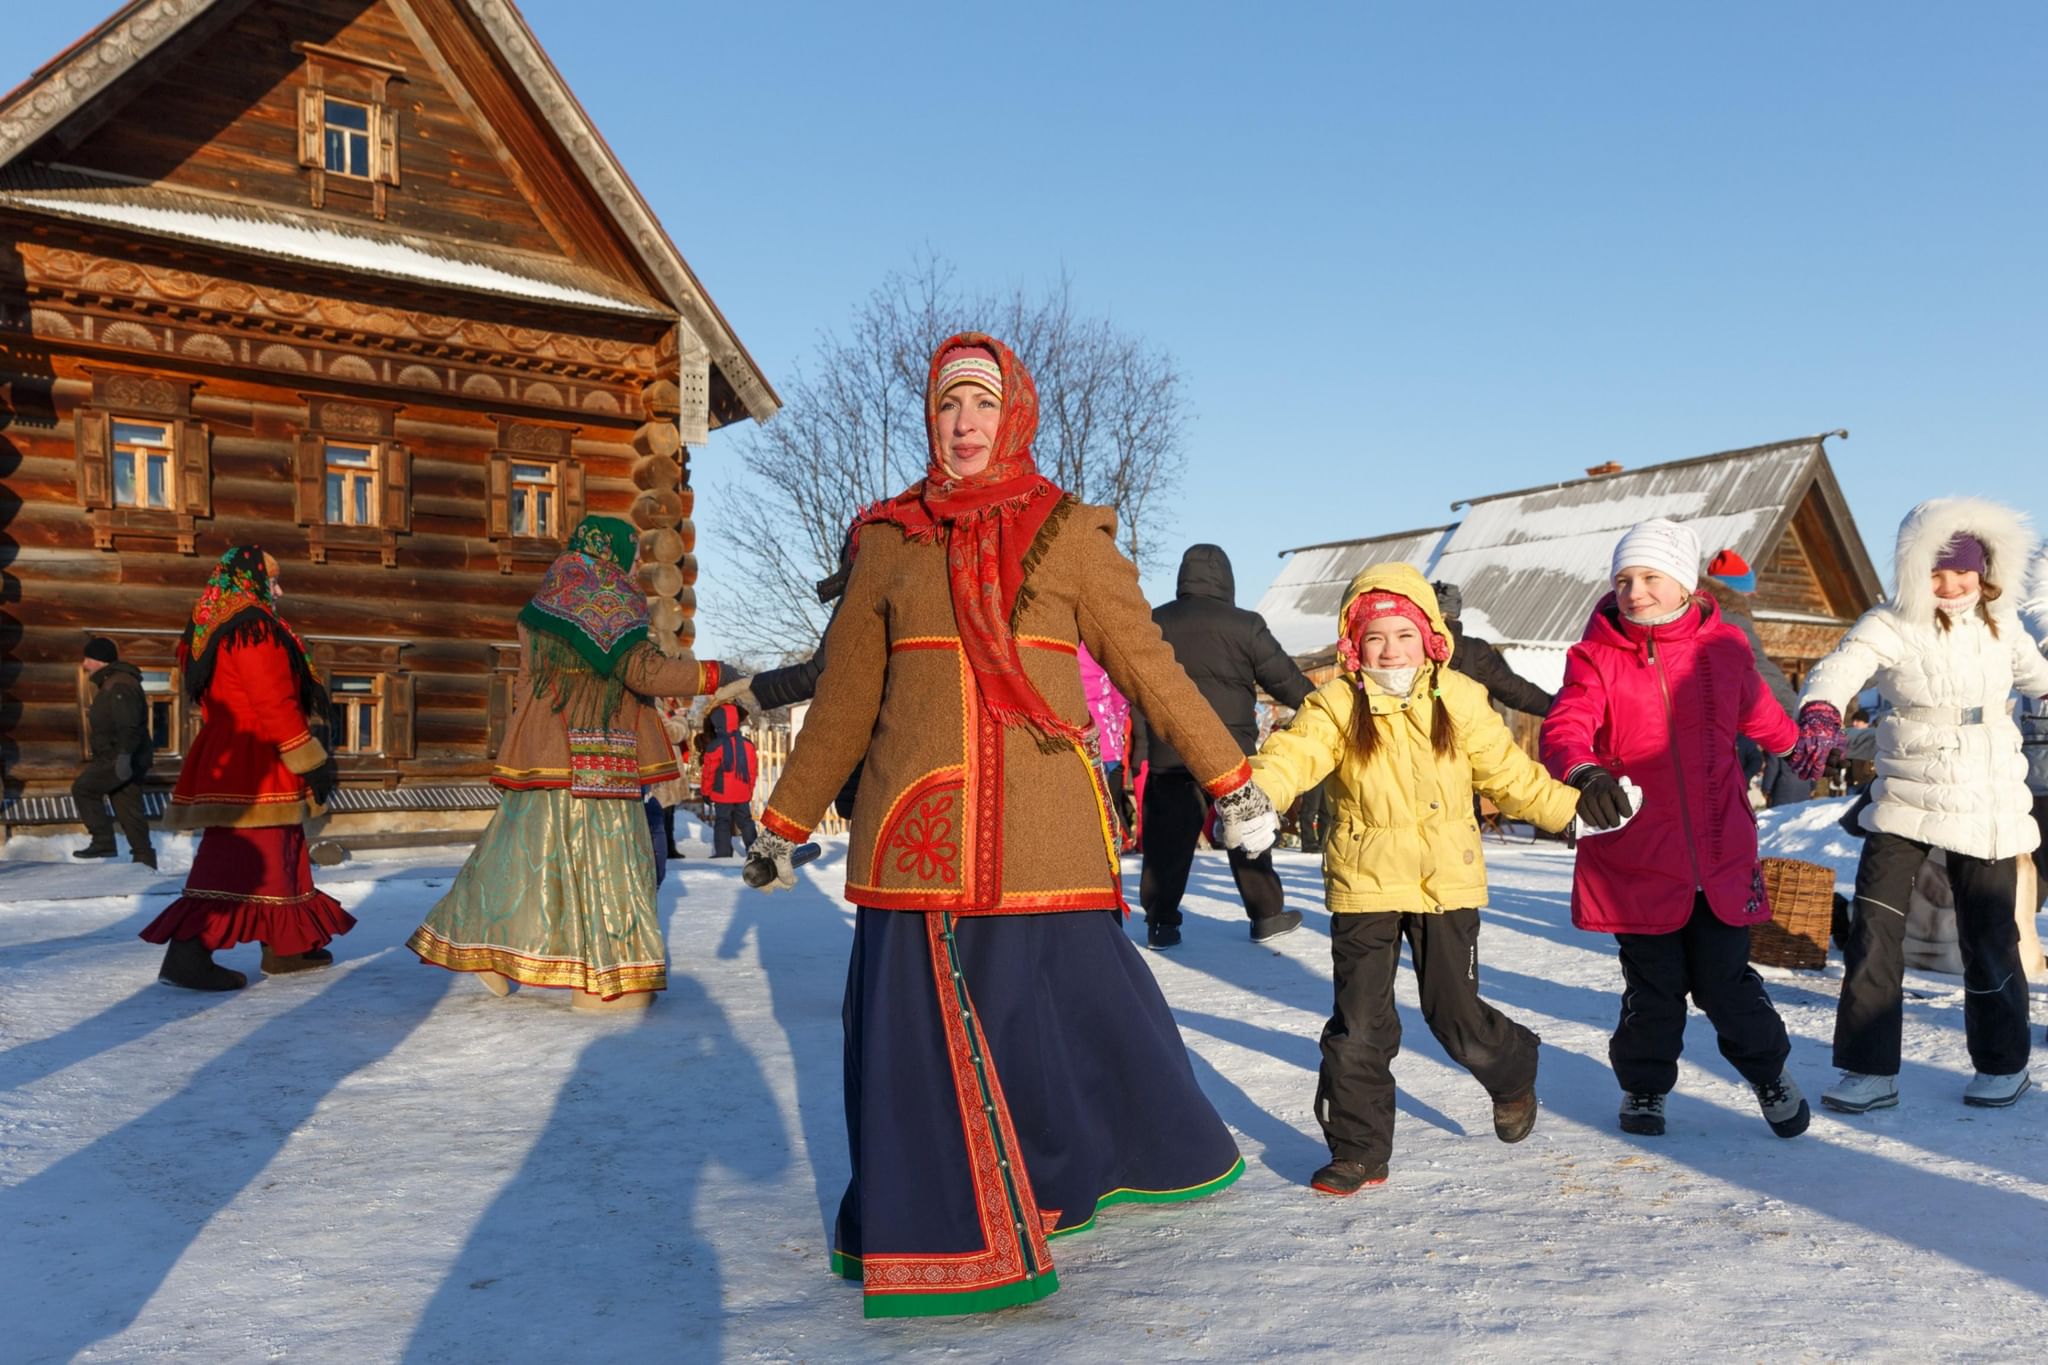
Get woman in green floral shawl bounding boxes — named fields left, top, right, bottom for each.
left=407, top=515, right=728, bottom=1007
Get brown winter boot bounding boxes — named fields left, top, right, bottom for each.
left=261, top=945, right=335, bottom=976
left=1493, top=1089, right=1539, bottom=1143
left=159, top=938, right=247, bottom=991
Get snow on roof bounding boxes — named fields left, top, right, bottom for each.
left=1257, top=437, right=1837, bottom=660
left=1254, top=524, right=1454, bottom=657
left=1, top=186, right=667, bottom=316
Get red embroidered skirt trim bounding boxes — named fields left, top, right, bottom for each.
left=140, top=825, right=355, bottom=955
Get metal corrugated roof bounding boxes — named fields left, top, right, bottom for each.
left=1257, top=437, right=1838, bottom=659
left=1255, top=524, right=1455, bottom=657
left=1431, top=440, right=1822, bottom=646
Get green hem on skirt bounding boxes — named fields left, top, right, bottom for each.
left=855, top=1269, right=1062, bottom=1319
left=1047, top=1154, right=1246, bottom=1239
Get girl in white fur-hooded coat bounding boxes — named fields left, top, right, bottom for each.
left=1786, top=497, right=2048, bottom=1113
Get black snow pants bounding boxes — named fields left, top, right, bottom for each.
left=1316, top=909, right=1539, bottom=1166
left=1834, top=830, right=2029, bottom=1077
left=1610, top=893, right=1791, bottom=1095
left=72, top=758, right=153, bottom=857
left=1138, top=768, right=1285, bottom=929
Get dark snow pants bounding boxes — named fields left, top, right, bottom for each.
left=1835, top=831, right=2029, bottom=1077
left=712, top=801, right=758, bottom=859
left=72, top=759, right=152, bottom=857
left=1611, top=893, right=1790, bottom=1095
left=1139, top=768, right=1285, bottom=929
left=1316, top=909, right=1538, bottom=1165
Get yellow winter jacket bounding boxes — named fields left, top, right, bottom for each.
left=1251, top=563, right=1579, bottom=914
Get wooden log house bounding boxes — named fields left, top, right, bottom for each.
left=0, top=0, right=778, bottom=838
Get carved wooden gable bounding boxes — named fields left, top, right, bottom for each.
left=35, top=0, right=665, bottom=301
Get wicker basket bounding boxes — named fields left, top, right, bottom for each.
left=1749, top=857, right=1835, bottom=969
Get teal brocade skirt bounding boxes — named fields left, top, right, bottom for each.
left=407, top=787, right=664, bottom=997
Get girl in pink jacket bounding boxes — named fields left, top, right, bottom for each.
left=1541, top=518, right=1809, bottom=1141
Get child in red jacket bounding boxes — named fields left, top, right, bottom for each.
left=699, top=702, right=759, bottom=859
left=1541, top=519, right=1809, bottom=1140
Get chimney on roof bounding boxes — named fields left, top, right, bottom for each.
left=1585, top=461, right=1624, bottom=477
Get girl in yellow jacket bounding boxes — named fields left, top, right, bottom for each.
left=1252, top=565, right=1609, bottom=1195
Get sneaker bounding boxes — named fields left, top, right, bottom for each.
left=1619, top=1091, right=1666, bottom=1136
left=1753, top=1072, right=1810, bottom=1138
left=1250, top=910, right=1303, bottom=943
left=1493, top=1088, right=1538, bottom=1143
left=1310, top=1159, right=1388, bottom=1195
left=1145, top=921, right=1182, bottom=951
left=1820, top=1071, right=1899, bottom=1114
left=1962, top=1070, right=2032, bottom=1108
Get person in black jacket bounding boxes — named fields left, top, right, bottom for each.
left=1430, top=582, right=1553, bottom=718
left=73, top=637, right=157, bottom=868
left=1134, top=544, right=1314, bottom=947
left=1701, top=552, right=1811, bottom=807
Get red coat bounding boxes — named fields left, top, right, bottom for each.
left=699, top=704, right=758, bottom=805
left=166, top=635, right=327, bottom=830
left=1541, top=594, right=1796, bottom=934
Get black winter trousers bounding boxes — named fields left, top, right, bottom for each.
left=1834, top=831, right=2029, bottom=1077
left=1611, top=894, right=1790, bottom=1095
left=1138, top=768, right=1284, bottom=927
left=72, top=759, right=152, bottom=856
left=1316, top=910, right=1539, bottom=1165
left=1296, top=782, right=1329, bottom=852
left=712, top=801, right=758, bottom=859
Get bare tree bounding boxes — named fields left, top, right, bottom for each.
left=709, top=253, right=1188, bottom=658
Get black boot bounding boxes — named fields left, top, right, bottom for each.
left=1310, top=1159, right=1388, bottom=1195
left=159, top=938, right=247, bottom=991
left=73, top=844, right=118, bottom=860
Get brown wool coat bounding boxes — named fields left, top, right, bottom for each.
left=491, top=625, right=721, bottom=791
left=762, top=501, right=1252, bottom=914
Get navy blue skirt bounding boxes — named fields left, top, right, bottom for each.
left=832, top=907, right=1243, bottom=1318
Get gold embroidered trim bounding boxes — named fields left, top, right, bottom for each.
left=176, top=886, right=323, bottom=906
left=406, top=927, right=667, bottom=996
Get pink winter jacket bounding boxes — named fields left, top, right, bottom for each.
left=1541, top=594, right=1798, bottom=934
left=1078, top=644, right=1132, bottom=765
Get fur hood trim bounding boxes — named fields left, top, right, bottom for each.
left=1889, top=496, right=2032, bottom=624
left=2020, top=545, right=2048, bottom=647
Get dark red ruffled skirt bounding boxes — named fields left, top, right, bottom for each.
left=140, top=825, right=355, bottom=955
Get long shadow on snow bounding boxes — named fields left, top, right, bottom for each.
left=0, top=883, right=452, bottom=1364
left=0, top=899, right=164, bottom=966
left=711, top=842, right=854, bottom=1244
left=0, top=976, right=241, bottom=1093
left=401, top=972, right=788, bottom=1365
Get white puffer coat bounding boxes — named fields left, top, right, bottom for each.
left=1801, top=497, right=2048, bottom=861
left=2019, top=548, right=2048, bottom=796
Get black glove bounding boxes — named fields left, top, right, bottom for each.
left=1571, top=766, right=1631, bottom=831
left=113, top=752, right=134, bottom=785
left=306, top=762, right=337, bottom=806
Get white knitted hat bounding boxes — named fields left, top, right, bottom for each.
left=1611, top=518, right=1701, bottom=591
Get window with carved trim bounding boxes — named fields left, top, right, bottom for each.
left=295, top=43, right=403, bottom=218
left=73, top=373, right=212, bottom=553
left=294, top=398, right=408, bottom=565
left=487, top=419, right=584, bottom=573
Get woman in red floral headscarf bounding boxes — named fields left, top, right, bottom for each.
left=142, top=546, right=352, bottom=990
left=746, top=335, right=1276, bottom=1318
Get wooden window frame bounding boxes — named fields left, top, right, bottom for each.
left=487, top=418, right=584, bottom=574
left=305, top=636, right=414, bottom=780
left=293, top=396, right=409, bottom=567
left=296, top=44, right=404, bottom=220
left=74, top=628, right=190, bottom=765
left=73, top=371, right=211, bottom=554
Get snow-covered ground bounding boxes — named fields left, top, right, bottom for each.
left=4, top=801, right=2047, bottom=1362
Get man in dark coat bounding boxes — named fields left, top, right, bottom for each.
left=1134, top=544, right=1314, bottom=947
left=1431, top=582, right=1553, bottom=717
left=73, top=637, right=157, bottom=868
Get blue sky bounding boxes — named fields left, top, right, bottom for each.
left=11, top=3, right=2046, bottom=654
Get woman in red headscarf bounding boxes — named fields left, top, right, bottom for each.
left=746, top=335, right=1276, bottom=1318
